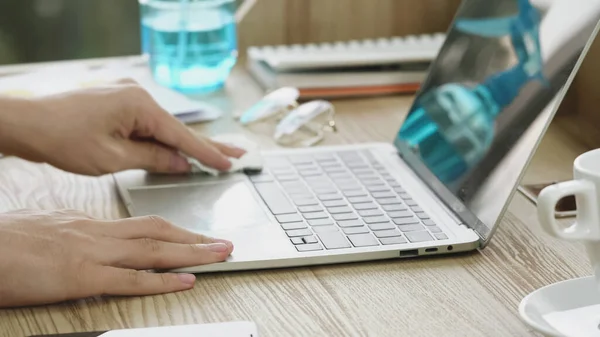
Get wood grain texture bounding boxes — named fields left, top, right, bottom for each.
left=0, top=61, right=593, bottom=337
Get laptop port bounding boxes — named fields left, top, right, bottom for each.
left=399, top=249, right=419, bottom=257
left=425, top=248, right=438, bottom=253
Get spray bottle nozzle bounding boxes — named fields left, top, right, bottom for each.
left=454, top=0, right=547, bottom=85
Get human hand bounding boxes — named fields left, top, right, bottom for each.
left=0, top=209, right=233, bottom=308
left=0, top=80, right=245, bottom=176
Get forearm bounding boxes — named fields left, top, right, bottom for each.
left=0, top=96, right=43, bottom=158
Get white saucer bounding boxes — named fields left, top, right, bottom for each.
left=519, top=276, right=600, bottom=336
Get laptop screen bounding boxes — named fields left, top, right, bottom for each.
left=394, top=0, right=600, bottom=245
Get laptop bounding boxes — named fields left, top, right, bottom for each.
left=114, top=0, right=600, bottom=273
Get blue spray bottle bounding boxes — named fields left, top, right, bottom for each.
left=398, top=0, right=547, bottom=184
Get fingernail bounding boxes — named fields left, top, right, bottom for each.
left=177, top=273, right=196, bottom=285
left=214, top=238, right=234, bottom=250
left=207, top=243, right=229, bottom=252
left=170, top=155, right=190, bottom=172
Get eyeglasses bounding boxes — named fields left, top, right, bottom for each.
left=237, top=87, right=337, bottom=147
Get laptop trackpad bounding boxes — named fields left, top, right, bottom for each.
left=127, top=180, right=271, bottom=234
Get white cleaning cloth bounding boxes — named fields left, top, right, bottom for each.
left=187, top=134, right=264, bottom=176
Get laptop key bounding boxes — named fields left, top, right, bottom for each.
left=405, top=199, right=418, bottom=206
left=378, top=198, right=402, bottom=205
left=342, top=226, right=370, bottom=235
left=405, top=231, right=434, bottom=243
left=348, top=196, right=372, bottom=204
left=323, top=199, right=347, bottom=208
left=319, top=193, right=343, bottom=201
left=380, top=236, right=408, bottom=245
left=308, top=218, right=334, bottom=226
left=313, top=225, right=339, bottom=233
left=373, top=229, right=402, bottom=238
left=337, top=219, right=364, bottom=228
left=302, top=236, right=319, bottom=244
left=329, top=172, right=354, bottom=179
left=339, top=184, right=364, bottom=191
left=429, top=226, right=442, bottom=233
left=314, top=188, right=338, bottom=195
left=358, top=209, right=384, bottom=217
left=372, top=191, right=395, bottom=199
left=363, top=216, right=390, bottom=224
left=411, top=206, right=424, bottom=213
left=348, top=233, right=379, bottom=247
left=423, top=219, right=436, bottom=226
left=277, top=214, right=304, bottom=223
left=383, top=204, right=407, bottom=212
left=344, top=189, right=367, bottom=197
left=296, top=243, right=324, bottom=252
left=398, top=192, right=412, bottom=200
left=387, top=210, right=413, bottom=218
left=299, top=170, right=323, bottom=177
left=367, top=185, right=390, bottom=192
left=254, top=182, right=297, bottom=215
left=393, top=217, right=419, bottom=225
left=318, top=232, right=352, bottom=249
left=353, top=202, right=378, bottom=210
left=333, top=213, right=358, bottom=221
left=299, top=205, right=323, bottom=213
left=415, top=212, right=429, bottom=220
left=286, top=229, right=313, bottom=237
left=328, top=206, right=353, bottom=214
left=281, top=222, right=308, bottom=230
left=323, top=167, right=346, bottom=174
left=291, top=237, right=304, bottom=245
left=434, top=233, right=449, bottom=240
left=398, top=224, right=425, bottom=232
left=303, top=212, right=329, bottom=220
left=368, top=222, right=396, bottom=231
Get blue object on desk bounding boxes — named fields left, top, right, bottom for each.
left=139, top=0, right=238, bottom=94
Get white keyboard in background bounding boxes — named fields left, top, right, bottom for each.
left=247, top=33, right=446, bottom=71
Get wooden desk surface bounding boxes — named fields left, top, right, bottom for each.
left=0, top=64, right=592, bottom=337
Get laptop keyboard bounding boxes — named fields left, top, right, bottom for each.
left=247, top=150, right=448, bottom=252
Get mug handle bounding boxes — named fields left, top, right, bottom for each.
left=537, top=180, right=598, bottom=240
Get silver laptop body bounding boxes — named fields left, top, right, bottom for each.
left=114, top=0, right=600, bottom=273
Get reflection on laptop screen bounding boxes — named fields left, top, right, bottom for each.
left=394, top=0, right=600, bottom=244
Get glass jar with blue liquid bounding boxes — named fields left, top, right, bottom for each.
left=139, top=0, right=238, bottom=93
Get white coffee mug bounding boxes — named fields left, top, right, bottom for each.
left=538, top=149, right=600, bottom=280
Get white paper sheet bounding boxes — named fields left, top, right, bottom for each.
left=543, top=304, right=600, bottom=337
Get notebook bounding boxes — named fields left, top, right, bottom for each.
left=246, top=33, right=445, bottom=99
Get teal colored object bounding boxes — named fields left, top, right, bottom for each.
left=398, top=0, right=546, bottom=184
left=139, top=0, right=238, bottom=94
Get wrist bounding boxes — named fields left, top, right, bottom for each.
left=0, top=96, right=44, bottom=158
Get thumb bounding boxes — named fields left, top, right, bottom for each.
left=97, top=267, right=196, bottom=296
left=125, top=141, right=191, bottom=173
